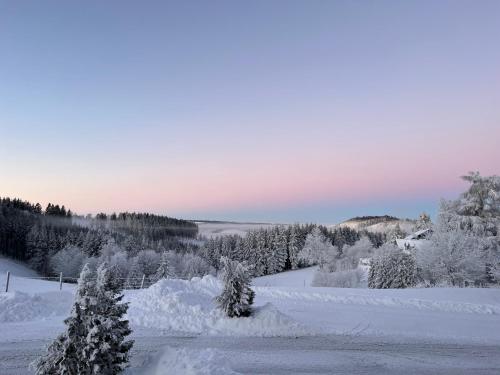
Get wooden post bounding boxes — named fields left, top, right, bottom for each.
left=140, top=274, right=146, bottom=289
left=5, top=271, right=10, bottom=293
left=59, top=272, right=63, bottom=291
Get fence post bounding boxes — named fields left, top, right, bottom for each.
left=59, top=272, right=63, bottom=291
left=5, top=271, right=10, bottom=293
left=140, top=274, right=146, bottom=289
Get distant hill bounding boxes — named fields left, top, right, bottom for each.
left=334, top=215, right=416, bottom=235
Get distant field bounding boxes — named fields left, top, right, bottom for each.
left=196, top=221, right=278, bottom=238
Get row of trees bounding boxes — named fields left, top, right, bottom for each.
left=199, top=224, right=379, bottom=277
left=0, top=197, right=199, bottom=279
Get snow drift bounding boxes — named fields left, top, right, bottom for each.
left=126, top=275, right=310, bottom=336
left=0, top=291, right=73, bottom=323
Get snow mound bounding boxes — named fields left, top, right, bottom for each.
left=136, top=347, right=239, bottom=375
left=127, top=275, right=310, bottom=336
left=0, top=291, right=73, bottom=322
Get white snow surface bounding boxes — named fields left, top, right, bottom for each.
left=126, top=276, right=309, bottom=337
left=252, top=266, right=318, bottom=287
left=1, top=260, right=500, bottom=345
left=135, top=347, right=239, bottom=375
left=0, top=291, right=73, bottom=323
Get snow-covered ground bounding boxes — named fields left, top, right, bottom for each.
left=1, top=259, right=499, bottom=374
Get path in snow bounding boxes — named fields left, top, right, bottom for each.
left=1, top=334, right=499, bottom=375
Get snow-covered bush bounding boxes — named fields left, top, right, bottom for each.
left=341, top=237, right=374, bottom=270
left=312, top=268, right=364, bottom=288
left=416, top=228, right=486, bottom=286
left=298, top=227, right=337, bottom=270
left=216, top=257, right=255, bottom=318
left=49, top=245, right=87, bottom=279
left=368, top=244, right=417, bottom=289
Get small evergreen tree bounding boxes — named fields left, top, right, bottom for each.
left=152, top=251, right=173, bottom=282
left=34, top=264, right=94, bottom=374
left=216, top=256, right=255, bottom=318
left=368, top=244, right=417, bottom=289
left=35, top=263, right=133, bottom=374
left=288, top=225, right=301, bottom=269
left=82, top=263, right=134, bottom=374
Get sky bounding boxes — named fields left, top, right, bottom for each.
left=1, top=1, right=499, bottom=224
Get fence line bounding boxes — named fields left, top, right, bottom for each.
left=2, top=271, right=151, bottom=293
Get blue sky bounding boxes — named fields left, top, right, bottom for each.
left=1, top=1, right=499, bottom=223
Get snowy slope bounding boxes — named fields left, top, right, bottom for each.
left=0, top=256, right=38, bottom=277
left=333, top=216, right=416, bottom=234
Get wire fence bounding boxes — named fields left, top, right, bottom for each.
left=2, top=271, right=151, bottom=293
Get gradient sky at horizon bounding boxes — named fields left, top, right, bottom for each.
left=1, top=1, right=499, bottom=223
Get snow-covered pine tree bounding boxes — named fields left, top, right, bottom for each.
left=368, top=244, right=416, bottom=289
left=243, top=231, right=258, bottom=276
left=288, top=224, right=301, bottom=269
left=216, top=256, right=255, bottom=318
left=152, top=251, right=173, bottom=282
left=253, top=231, right=267, bottom=276
left=82, top=262, right=133, bottom=374
left=267, top=226, right=287, bottom=274
left=231, top=236, right=244, bottom=262
left=34, top=264, right=95, bottom=374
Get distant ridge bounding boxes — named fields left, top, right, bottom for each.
left=345, top=215, right=400, bottom=223
left=335, top=215, right=416, bottom=235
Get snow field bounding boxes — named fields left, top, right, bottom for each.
left=1, top=264, right=500, bottom=346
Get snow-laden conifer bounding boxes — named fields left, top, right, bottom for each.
left=82, top=262, right=133, bottom=374
left=368, top=244, right=417, bottom=289
left=216, top=256, right=255, bottom=318
left=34, top=264, right=95, bottom=374
left=152, top=251, right=173, bottom=282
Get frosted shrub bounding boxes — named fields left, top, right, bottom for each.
left=49, top=245, right=87, bottom=279
left=298, top=228, right=337, bottom=269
